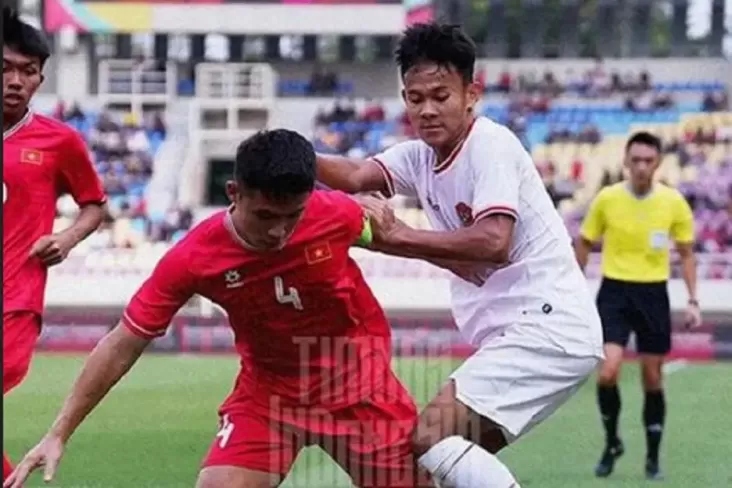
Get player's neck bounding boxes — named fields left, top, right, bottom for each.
left=434, top=116, right=476, bottom=164
left=3, top=108, right=29, bottom=133
left=628, top=181, right=653, bottom=198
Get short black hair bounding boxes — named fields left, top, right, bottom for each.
left=625, top=131, right=662, bottom=153
left=234, top=129, right=316, bottom=201
left=395, top=23, right=476, bottom=84
left=3, top=7, right=51, bottom=68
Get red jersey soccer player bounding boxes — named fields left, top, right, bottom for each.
left=2, top=8, right=106, bottom=482
left=6, top=130, right=427, bottom=488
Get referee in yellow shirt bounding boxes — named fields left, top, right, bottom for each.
left=575, top=131, right=701, bottom=481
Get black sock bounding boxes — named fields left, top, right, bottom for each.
left=644, top=390, right=666, bottom=464
left=597, top=384, right=621, bottom=447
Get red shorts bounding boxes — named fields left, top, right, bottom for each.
left=3, top=311, right=41, bottom=395
left=203, top=383, right=420, bottom=487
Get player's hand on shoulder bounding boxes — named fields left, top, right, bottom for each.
left=684, top=301, right=702, bottom=329
left=29, top=232, right=75, bottom=267
left=353, top=193, right=399, bottom=240
left=3, top=434, right=65, bottom=488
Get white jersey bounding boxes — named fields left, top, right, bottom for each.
left=372, top=117, right=603, bottom=357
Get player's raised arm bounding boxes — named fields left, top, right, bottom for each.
left=316, top=154, right=387, bottom=194
left=354, top=195, right=486, bottom=285
left=317, top=141, right=419, bottom=197
left=362, top=129, right=523, bottom=264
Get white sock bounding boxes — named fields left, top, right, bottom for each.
left=418, top=436, right=520, bottom=488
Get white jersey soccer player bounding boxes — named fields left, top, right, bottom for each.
left=317, top=23, right=604, bottom=488
left=372, top=115, right=604, bottom=436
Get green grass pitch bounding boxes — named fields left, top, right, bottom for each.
left=4, top=354, right=732, bottom=487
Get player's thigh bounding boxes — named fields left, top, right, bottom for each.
left=631, top=283, right=672, bottom=357
left=323, top=378, right=426, bottom=487
left=446, top=324, right=599, bottom=451
left=3, top=311, right=41, bottom=395
left=196, top=466, right=283, bottom=488
left=201, top=410, right=302, bottom=480
left=596, top=279, right=633, bottom=349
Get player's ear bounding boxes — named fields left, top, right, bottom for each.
left=39, top=73, right=45, bottom=85
left=400, top=88, right=406, bottom=103
left=225, top=180, right=239, bottom=203
left=466, top=81, right=481, bottom=112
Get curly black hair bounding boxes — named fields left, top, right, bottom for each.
left=3, top=7, right=50, bottom=68
left=395, top=23, right=476, bottom=84
left=234, top=129, right=316, bottom=201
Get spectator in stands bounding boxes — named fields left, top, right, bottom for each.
left=497, top=68, right=512, bottom=93
left=639, top=69, right=651, bottom=91
left=702, top=90, right=730, bottom=112
left=149, top=112, right=167, bottom=139
left=313, top=106, right=330, bottom=128
left=65, top=102, right=85, bottom=124
left=577, top=124, right=602, bottom=144
left=360, top=99, right=385, bottom=123
left=308, top=65, right=338, bottom=95
left=651, top=91, right=674, bottom=110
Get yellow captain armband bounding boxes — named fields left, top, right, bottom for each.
left=355, top=216, right=373, bottom=247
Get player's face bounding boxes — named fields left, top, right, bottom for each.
left=401, top=63, right=479, bottom=150
left=2, top=47, right=43, bottom=120
left=625, top=143, right=660, bottom=190
left=227, top=182, right=310, bottom=251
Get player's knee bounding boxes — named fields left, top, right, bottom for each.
left=597, top=365, right=620, bottom=386
left=410, top=426, right=438, bottom=459
left=196, top=466, right=281, bottom=488
left=415, top=435, right=471, bottom=479
left=641, top=364, right=663, bottom=391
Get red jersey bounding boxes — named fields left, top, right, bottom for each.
left=123, top=191, right=394, bottom=415
left=3, top=112, right=106, bottom=315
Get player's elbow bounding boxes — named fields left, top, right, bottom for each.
left=80, top=201, right=107, bottom=224
left=676, top=242, right=695, bottom=259
left=575, top=236, right=594, bottom=253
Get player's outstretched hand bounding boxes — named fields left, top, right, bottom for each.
left=684, top=302, right=702, bottom=329
left=3, top=435, right=65, bottom=488
left=29, top=233, right=74, bottom=267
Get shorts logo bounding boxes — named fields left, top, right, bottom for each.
left=455, top=202, right=474, bottom=226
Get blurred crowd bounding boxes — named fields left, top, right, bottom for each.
left=52, top=102, right=193, bottom=248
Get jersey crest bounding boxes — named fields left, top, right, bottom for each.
left=455, top=202, right=474, bottom=226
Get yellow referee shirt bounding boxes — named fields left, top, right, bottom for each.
left=580, top=182, right=695, bottom=283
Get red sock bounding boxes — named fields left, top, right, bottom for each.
left=3, top=453, right=13, bottom=481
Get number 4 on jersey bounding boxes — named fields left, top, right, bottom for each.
left=274, top=276, right=303, bottom=310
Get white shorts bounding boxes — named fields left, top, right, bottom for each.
left=450, top=322, right=600, bottom=443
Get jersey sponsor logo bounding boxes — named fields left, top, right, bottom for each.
left=305, top=241, right=332, bottom=265
left=20, top=148, right=43, bottom=165
left=455, top=202, right=474, bottom=226
left=224, top=269, right=243, bottom=289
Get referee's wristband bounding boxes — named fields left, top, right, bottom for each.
left=688, top=298, right=699, bottom=307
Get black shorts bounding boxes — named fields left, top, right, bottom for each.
left=596, top=278, right=672, bottom=355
